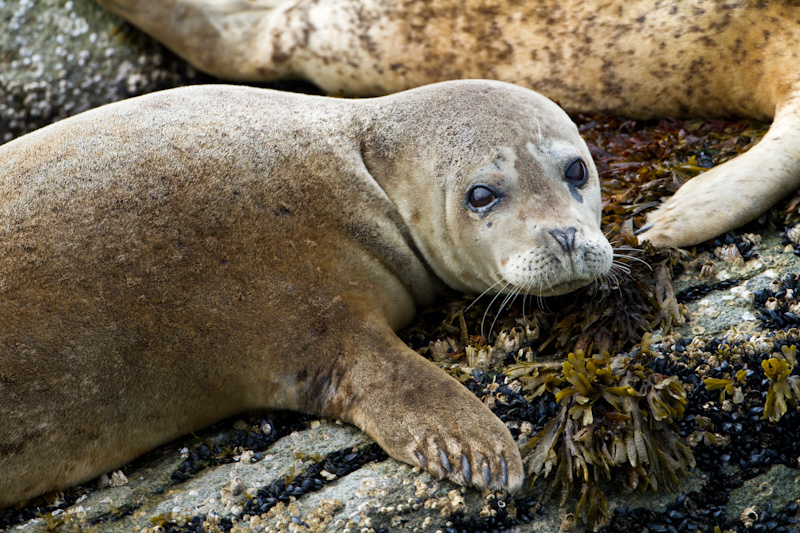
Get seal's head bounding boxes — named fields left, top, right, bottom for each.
left=363, top=80, right=612, bottom=298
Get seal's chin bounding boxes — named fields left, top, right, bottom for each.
left=539, top=278, right=594, bottom=296
left=518, top=276, right=596, bottom=297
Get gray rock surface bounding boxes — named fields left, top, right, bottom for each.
left=726, top=464, right=800, bottom=524
left=7, top=421, right=373, bottom=533
left=0, top=0, right=209, bottom=143
left=673, top=231, right=799, bottom=338
left=0, top=0, right=317, bottom=144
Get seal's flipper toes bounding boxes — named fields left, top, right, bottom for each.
left=469, top=452, right=522, bottom=492
left=639, top=171, right=734, bottom=248
left=387, top=410, right=523, bottom=492
left=456, top=435, right=521, bottom=491
left=486, top=451, right=523, bottom=493
left=419, top=441, right=522, bottom=492
left=413, top=441, right=465, bottom=483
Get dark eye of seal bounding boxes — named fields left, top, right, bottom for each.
left=467, top=186, right=498, bottom=211
left=565, top=158, right=588, bottom=187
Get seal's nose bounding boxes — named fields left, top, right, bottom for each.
left=549, top=227, right=577, bottom=254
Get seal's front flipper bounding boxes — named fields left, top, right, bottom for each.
left=639, top=88, right=800, bottom=248
left=307, top=323, right=524, bottom=493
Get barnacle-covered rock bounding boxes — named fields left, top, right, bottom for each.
left=787, top=225, right=800, bottom=248
left=715, top=243, right=745, bottom=267
left=752, top=273, right=800, bottom=330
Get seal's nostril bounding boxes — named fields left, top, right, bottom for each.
left=549, top=226, right=577, bottom=254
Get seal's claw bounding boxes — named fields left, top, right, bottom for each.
left=388, top=421, right=523, bottom=492
left=439, top=448, right=452, bottom=473
left=418, top=447, right=518, bottom=492
left=415, top=451, right=427, bottom=468
left=462, top=455, right=472, bottom=483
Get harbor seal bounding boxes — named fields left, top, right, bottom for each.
left=0, top=80, right=612, bottom=506
left=96, top=0, right=800, bottom=248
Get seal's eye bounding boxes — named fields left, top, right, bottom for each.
left=467, top=186, right=497, bottom=211
left=564, top=158, right=588, bottom=187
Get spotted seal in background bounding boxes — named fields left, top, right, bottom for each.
left=0, top=80, right=612, bottom=506
left=96, top=0, right=800, bottom=248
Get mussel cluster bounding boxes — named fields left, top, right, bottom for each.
left=753, top=273, right=800, bottom=330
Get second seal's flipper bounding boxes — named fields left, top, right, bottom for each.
left=639, top=87, right=800, bottom=248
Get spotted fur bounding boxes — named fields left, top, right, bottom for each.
left=97, top=0, right=800, bottom=247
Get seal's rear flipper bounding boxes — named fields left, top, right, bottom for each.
left=97, top=0, right=298, bottom=81
left=639, top=87, right=800, bottom=248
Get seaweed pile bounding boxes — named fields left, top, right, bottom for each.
left=514, top=350, right=693, bottom=529
left=419, top=313, right=696, bottom=530
left=578, top=114, right=769, bottom=237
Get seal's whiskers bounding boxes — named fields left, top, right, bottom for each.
left=480, top=280, right=513, bottom=341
